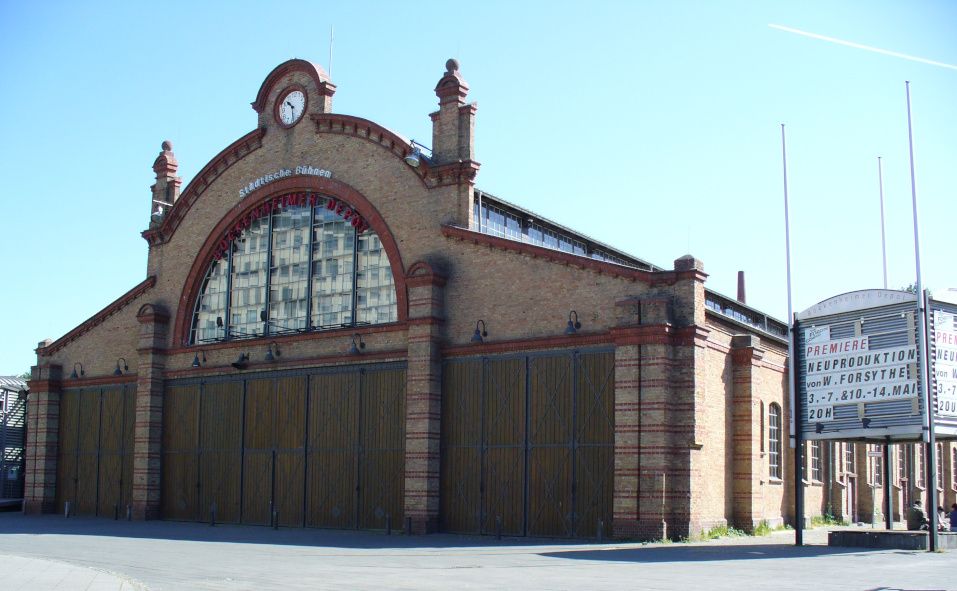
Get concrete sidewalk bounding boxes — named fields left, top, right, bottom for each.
left=1, top=554, right=143, bottom=591
left=0, top=513, right=950, bottom=591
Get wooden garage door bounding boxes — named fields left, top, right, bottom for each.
left=56, top=386, right=134, bottom=517
left=162, top=364, right=405, bottom=529
left=441, top=350, right=614, bottom=539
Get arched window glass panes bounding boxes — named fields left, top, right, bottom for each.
left=189, top=194, right=397, bottom=344
left=229, top=216, right=269, bottom=338
left=357, top=232, right=398, bottom=324
left=193, top=259, right=228, bottom=342
left=311, top=207, right=355, bottom=328
left=269, top=205, right=311, bottom=332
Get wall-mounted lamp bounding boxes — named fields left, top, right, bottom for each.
left=404, top=140, right=432, bottom=168
left=349, top=334, right=366, bottom=355
left=113, top=358, right=129, bottom=376
left=404, top=143, right=422, bottom=167
left=231, top=353, right=249, bottom=370
left=265, top=341, right=281, bottom=362
left=191, top=350, right=207, bottom=368
left=472, top=320, right=488, bottom=343
left=565, top=310, right=582, bottom=335
left=70, top=362, right=85, bottom=380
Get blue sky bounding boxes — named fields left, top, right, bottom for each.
left=1, top=1, right=955, bottom=375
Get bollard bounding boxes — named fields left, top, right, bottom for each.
left=405, top=516, right=412, bottom=535
left=496, top=515, right=502, bottom=540
left=210, top=502, right=217, bottom=527
left=64, top=501, right=71, bottom=518
left=114, top=504, right=119, bottom=521
left=597, top=520, right=604, bottom=542
left=386, top=513, right=392, bottom=536
left=126, top=505, right=132, bottom=521
left=273, top=511, right=279, bottom=530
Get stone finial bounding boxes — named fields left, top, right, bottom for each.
left=152, top=140, right=178, bottom=176
left=434, top=57, right=469, bottom=105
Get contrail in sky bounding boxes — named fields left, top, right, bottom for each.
left=769, top=23, right=957, bottom=71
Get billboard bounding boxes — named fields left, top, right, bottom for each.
left=795, top=290, right=924, bottom=441
left=928, top=290, right=957, bottom=438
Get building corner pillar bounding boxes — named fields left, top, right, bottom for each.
left=730, top=334, right=765, bottom=532
left=132, top=303, right=169, bottom=520
left=23, top=361, right=62, bottom=515
left=403, top=262, right=446, bottom=534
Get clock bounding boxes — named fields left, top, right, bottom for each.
left=277, top=88, right=306, bottom=127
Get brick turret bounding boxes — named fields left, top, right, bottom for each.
left=149, top=140, right=181, bottom=226
left=430, top=59, right=476, bottom=165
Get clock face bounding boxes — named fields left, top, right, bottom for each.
left=278, top=90, right=306, bottom=126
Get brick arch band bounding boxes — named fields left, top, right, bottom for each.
left=172, top=175, right=408, bottom=346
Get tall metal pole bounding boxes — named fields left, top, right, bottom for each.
left=877, top=156, right=893, bottom=530
left=878, top=156, right=888, bottom=290
left=905, top=81, right=937, bottom=551
left=328, top=26, right=335, bottom=78
left=782, top=123, right=803, bottom=546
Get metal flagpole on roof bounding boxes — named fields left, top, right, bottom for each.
left=904, top=81, right=938, bottom=551
left=781, top=123, right=804, bottom=547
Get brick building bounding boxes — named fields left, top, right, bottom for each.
left=23, top=59, right=955, bottom=538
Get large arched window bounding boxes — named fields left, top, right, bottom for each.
left=190, top=193, right=397, bottom=343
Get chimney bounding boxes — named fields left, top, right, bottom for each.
left=430, top=59, right=476, bottom=165
left=737, top=271, right=746, bottom=304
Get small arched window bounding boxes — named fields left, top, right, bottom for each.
left=190, top=193, right=397, bottom=343
left=768, top=402, right=782, bottom=480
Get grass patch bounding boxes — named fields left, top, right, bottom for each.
left=810, top=514, right=848, bottom=528
left=689, top=524, right=748, bottom=541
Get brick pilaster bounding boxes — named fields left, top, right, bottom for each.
left=403, top=262, right=446, bottom=533
left=23, top=363, right=62, bottom=514
left=730, top=334, right=764, bottom=531
left=132, top=303, right=169, bottom=520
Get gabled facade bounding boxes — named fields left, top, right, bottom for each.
left=25, top=58, right=828, bottom=539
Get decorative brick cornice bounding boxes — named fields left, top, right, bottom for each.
left=25, top=378, right=60, bottom=393
left=141, top=128, right=267, bottom=247
left=38, top=276, right=156, bottom=356
left=309, top=114, right=481, bottom=190
left=427, top=160, right=480, bottom=188
left=732, top=347, right=766, bottom=366
left=610, top=324, right=710, bottom=347
left=442, top=225, right=704, bottom=285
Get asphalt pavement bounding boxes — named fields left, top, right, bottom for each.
left=0, top=513, right=951, bottom=590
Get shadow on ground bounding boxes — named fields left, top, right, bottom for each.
left=538, top=542, right=906, bottom=563
left=0, top=513, right=595, bottom=550
left=1, top=513, right=901, bottom=559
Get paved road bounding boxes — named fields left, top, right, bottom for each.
left=0, top=513, right=951, bottom=590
